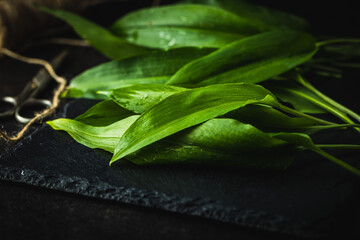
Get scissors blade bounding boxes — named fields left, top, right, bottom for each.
left=0, top=96, right=17, bottom=118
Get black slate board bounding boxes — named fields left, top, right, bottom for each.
left=1, top=1, right=360, bottom=239
left=1, top=98, right=360, bottom=239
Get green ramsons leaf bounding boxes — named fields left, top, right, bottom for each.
left=42, top=0, right=360, bottom=177
left=110, top=83, right=278, bottom=164
left=47, top=101, right=140, bottom=152
left=73, top=100, right=134, bottom=126
left=47, top=100, right=295, bottom=170
left=48, top=116, right=139, bottom=153
left=105, top=84, right=358, bottom=134
left=114, top=27, right=243, bottom=50
left=101, top=84, right=320, bottom=133
left=48, top=89, right=360, bottom=175
left=126, top=118, right=295, bottom=169
left=99, top=84, right=187, bottom=114
left=182, top=0, right=310, bottom=32
left=39, top=6, right=148, bottom=59
left=166, top=30, right=317, bottom=86
left=110, top=4, right=261, bottom=49
left=63, top=48, right=213, bottom=99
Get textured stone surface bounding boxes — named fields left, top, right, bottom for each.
left=1, top=98, right=360, bottom=239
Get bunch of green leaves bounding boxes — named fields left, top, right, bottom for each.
left=42, top=0, right=360, bottom=176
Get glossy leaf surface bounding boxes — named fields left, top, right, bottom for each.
left=74, top=100, right=134, bottom=126
left=48, top=101, right=295, bottom=169
left=166, top=31, right=317, bottom=86
left=100, top=84, right=187, bottom=114
left=110, top=4, right=260, bottom=49
left=127, top=118, right=295, bottom=169
left=40, top=7, right=148, bottom=59
left=103, top=84, right=320, bottom=133
left=116, top=27, right=243, bottom=49
left=63, top=48, right=213, bottom=99
left=110, top=83, right=278, bottom=164
left=183, top=0, right=309, bottom=31
left=47, top=101, right=140, bottom=153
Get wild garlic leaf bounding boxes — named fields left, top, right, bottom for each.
left=47, top=99, right=359, bottom=174
left=110, top=83, right=279, bottom=164
left=101, top=84, right=321, bottom=133
left=127, top=118, right=295, bottom=170
left=47, top=98, right=294, bottom=169
left=49, top=106, right=295, bottom=169
left=182, top=0, right=309, bottom=32
left=113, top=27, right=243, bottom=49
left=48, top=116, right=139, bottom=153
left=63, top=48, right=213, bottom=99
left=194, top=52, right=317, bottom=86
left=166, top=30, right=317, bottom=86
left=73, top=100, right=134, bottom=126
left=112, top=4, right=259, bottom=34
left=110, top=4, right=261, bottom=49
left=47, top=101, right=140, bottom=152
left=39, top=6, right=148, bottom=59
left=48, top=104, right=360, bottom=175
left=100, top=84, right=187, bottom=114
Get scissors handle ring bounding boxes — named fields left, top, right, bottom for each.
left=0, top=96, right=17, bottom=118
left=15, top=98, right=52, bottom=124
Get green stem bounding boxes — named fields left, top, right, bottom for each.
left=312, top=71, right=342, bottom=79
left=317, top=144, right=360, bottom=150
left=277, top=104, right=334, bottom=125
left=296, top=74, right=360, bottom=123
left=311, top=56, right=352, bottom=64
left=308, top=62, right=342, bottom=73
left=289, top=88, right=354, bottom=124
left=313, top=148, right=360, bottom=177
left=304, top=123, right=360, bottom=132
left=330, top=62, right=360, bottom=69
left=317, top=38, right=360, bottom=47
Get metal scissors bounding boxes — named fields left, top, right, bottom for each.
left=0, top=51, right=68, bottom=124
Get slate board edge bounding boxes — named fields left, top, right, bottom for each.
left=0, top=162, right=321, bottom=239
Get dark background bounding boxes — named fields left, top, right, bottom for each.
left=1, top=1, right=360, bottom=239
